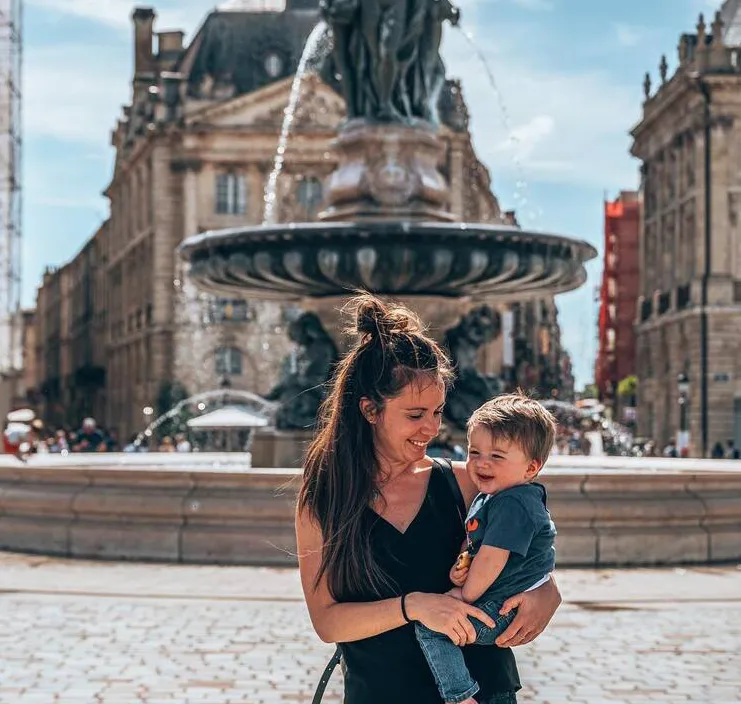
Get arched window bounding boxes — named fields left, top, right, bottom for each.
left=296, top=176, right=323, bottom=218
left=214, top=346, right=243, bottom=375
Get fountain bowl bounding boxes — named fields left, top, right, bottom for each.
left=179, top=221, right=597, bottom=300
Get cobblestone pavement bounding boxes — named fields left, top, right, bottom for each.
left=0, top=553, right=740, bottom=704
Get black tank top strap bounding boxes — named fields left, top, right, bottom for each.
left=431, top=457, right=466, bottom=524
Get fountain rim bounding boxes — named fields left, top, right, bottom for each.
left=179, top=220, right=598, bottom=262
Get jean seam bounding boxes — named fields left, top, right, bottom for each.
left=416, top=628, right=479, bottom=703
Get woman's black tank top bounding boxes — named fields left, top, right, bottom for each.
left=338, top=461, right=520, bottom=703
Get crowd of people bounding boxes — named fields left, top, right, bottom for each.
left=1, top=413, right=196, bottom=456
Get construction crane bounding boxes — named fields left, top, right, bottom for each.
left=0, top=0, right=22, bottom=375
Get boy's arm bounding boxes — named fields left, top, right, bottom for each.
left=460, top=545, right=510, bottom=603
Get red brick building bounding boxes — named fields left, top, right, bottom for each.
left=596, top=191, right=640, bottom=411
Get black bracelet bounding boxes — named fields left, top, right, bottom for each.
left=400, top=593, right=412, bottom=623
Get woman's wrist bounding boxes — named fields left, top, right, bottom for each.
left=404, top=591, right=422, bottom=621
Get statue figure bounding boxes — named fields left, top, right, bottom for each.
left=320, top=0, right=460, bottom=124
left=443, top=305, right=502, bottom=429
left=265, top=312, right=339, bottom=430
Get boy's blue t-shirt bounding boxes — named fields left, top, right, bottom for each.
left=464, top=482, right=556, bottom=604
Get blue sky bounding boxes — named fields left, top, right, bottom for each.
left=22, top=0, right=718, bottom=387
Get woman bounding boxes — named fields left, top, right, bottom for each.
left=296, top=295, right=561, bottom=703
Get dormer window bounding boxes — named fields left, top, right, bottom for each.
left=264, top=52, right=284, bottom=78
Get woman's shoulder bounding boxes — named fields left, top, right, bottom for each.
left=430, top=457, right=477, bottom=507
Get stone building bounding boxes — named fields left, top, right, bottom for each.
left=32, top=1, right=569, bottom=440
left=631, top=3, right=741, bottom=455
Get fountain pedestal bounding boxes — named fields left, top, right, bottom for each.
left=320, top=123, right=453, bottom=223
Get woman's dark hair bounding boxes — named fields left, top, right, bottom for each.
left=298, top=293, right=453, bottom=601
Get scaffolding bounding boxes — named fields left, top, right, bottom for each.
left=0, top=0, right=22, bottom=374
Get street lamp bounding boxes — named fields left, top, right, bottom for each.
left=677, top=372, right=691, bottom=456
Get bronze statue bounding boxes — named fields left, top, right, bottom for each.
left=265, top=312, right=339, bottom=430
left=444, top=305, right=502, bottom=429
left=320, top=0, right=460, bottom=125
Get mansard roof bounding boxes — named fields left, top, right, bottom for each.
left=178, top=3, right=320, bottom=100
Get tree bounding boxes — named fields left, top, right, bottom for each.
left=582, top=383, right=599, bottom=399
left=617, top=375, right=638, bottom=405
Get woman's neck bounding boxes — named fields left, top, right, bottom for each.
left=376, top=454, right=424, bottom=485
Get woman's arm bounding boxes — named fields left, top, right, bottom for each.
left=296, top=504, right=497, bottom=645
left=494, top=573, right=562, bottom=647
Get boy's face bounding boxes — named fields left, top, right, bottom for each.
left=466, top=425, right=542, bottom=494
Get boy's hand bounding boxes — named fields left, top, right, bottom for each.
left=449, top=562, right=469, bottom=587
left=446, top=586, right=464, bottom=600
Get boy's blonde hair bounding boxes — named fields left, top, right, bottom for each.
left=467, top=392, right=557, bottom=465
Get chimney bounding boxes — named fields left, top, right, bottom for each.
left=158, top=31, right=184, bottom=55
left=157, top=31, right=184, bottom=70
left=132, top=7, right=156, bottom=78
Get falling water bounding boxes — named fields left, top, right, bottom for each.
left=134, top=388, right=279, bottom=448
left=458, top=27, right=542, bottom=227
left=262, top=21, right=332, bottom=225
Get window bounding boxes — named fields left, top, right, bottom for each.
left=215, top=346, right=243, bottom=375
left=208, top=298, right=252, bottom=323
left=215, top=173, right=247, bottom=215
left=296, top=177, right=324, bottom=218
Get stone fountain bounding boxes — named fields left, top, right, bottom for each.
left=2, top=5, right=739, bottom=571
left=179, top=0, right=597, bottom=447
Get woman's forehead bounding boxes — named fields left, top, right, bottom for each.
left=391, top=378, right=446, bottom=406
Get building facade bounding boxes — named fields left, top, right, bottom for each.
left=32, top=2, right=569, bottom=440
left=631, top=4, right=741, bottom=455
left=596, top=191, right=640, bottom=416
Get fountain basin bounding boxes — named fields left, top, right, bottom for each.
left=1, top=454, right=739, bottom=567
left=179, top=221, right=597, bottom=299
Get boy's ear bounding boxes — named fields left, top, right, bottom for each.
left=526, top=459, right=543, bottom=477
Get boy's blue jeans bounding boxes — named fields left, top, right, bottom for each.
left=415, top=597, right=516, bottom=704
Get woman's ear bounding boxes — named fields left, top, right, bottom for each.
left=359, top=397, right=378, bottom=424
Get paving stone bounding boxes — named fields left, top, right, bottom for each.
left=0, top=552, right=739, bottom=703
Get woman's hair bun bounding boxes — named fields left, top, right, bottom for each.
left=349, top=293, right=423, bottom=341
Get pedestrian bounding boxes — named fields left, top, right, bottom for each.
left=296, top=294, right=561, bottom=704
left=175, top=433, right=192, bottom=453
left=75, top=418, right=103, bottom=453
left=725, top=440, right=740, bottom=460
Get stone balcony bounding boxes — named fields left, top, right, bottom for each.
left=0, top=453, right=739, bottom=567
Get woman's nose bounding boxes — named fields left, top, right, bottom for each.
left=424, top=415, right=442, bottom=437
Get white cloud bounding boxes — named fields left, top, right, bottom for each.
left=24, top=45, right=129, bottom=146
left=614, top=22, right=644, bottom=47
left=443, top=26, right=641, bottom=192
left=26, top=0, right=208, bottom=33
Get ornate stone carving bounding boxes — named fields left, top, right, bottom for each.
left=320, top=122, right=452, bottom=221
left=443, top=305, right=502, bottom=429
left=264, top=312, right=338, bottom=429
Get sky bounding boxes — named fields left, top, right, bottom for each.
left=21, top=0, right=721, bottom=388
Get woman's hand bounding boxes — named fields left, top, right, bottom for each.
left=495, top=576, right=562, bottom=647
left=406, top=592, right=495, bottom=647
